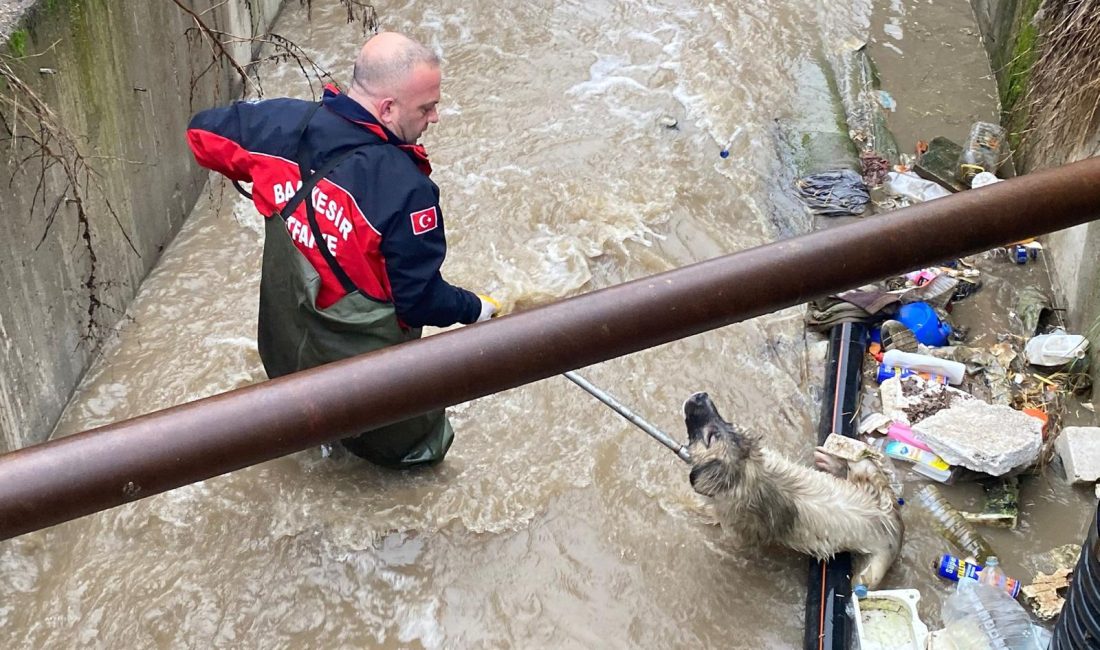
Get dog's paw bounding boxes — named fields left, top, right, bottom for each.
left=853, top=551, right=894, bottom=591
left=813, top=447, right=848, bottom=478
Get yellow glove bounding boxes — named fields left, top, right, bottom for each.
left=476, top=294, right=501, bottom=322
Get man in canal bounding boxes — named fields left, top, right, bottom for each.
left=186, top=32, right=499, bottom=468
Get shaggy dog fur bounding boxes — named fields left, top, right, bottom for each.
left=684, top=392, right=903, bottom=589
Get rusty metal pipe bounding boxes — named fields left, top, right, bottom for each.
left=3, top=157, right=1100, bottom=540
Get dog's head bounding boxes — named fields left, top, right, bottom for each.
left=683, top=392, right=753, bottom=496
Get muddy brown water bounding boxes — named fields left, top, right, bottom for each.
left=1, top=0, right=1095, bottom=647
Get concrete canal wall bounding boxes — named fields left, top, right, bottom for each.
left=972, top=0, right=1100, bottom=386
left=0, top=0, right=283, bottom=452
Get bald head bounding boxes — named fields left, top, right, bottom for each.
left=346, top=32, right=442, bottom=143
left=350, top=32, right=440, bottom=98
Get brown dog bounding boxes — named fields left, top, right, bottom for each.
left=684, top=392, right=903, bottom=589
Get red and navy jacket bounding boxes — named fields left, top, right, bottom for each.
left=186, top=86, right=481, bottom=327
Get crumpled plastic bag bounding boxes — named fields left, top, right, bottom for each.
left=795, top=169, right=869, bottom=217
left=1014, top=285, right=1053, bottom=336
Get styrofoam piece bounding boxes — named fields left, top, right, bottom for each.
left=852, top=588, right=929, bottom=650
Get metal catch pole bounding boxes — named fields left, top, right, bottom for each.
left=562, top=371, right=692, bottom=463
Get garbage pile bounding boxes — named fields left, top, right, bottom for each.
left=794, top=47, right=1098, bottom=646
left=806, top=234, right=1094, bottom=647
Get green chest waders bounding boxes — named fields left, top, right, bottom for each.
left=256, top=104, right=453, bottom=468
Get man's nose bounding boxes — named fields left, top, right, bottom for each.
left=427, top=108, right=439, bottom=124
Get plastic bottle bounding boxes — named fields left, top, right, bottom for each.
left=719, top=126, right=743, bottom=158
left=916, top=485, right=995, bottom=564
left=978, top=555, right=1003, bottom=585
left=881, top=349, right=966, bottom=385
left=940, top=580, right=1041, bottom=649
left=956, top=121, right=1006, bottom=186
left=978, top=556, right=1018, bottom=597
left=935, top=553, right=1021, bottom=597
left=875, top=364, right=947, bottom=384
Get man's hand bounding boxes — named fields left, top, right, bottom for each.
left=476, top=295, right=501, bottom=322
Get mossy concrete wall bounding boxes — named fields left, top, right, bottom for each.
left=0, top=0, right=283, bottom=453
left=972, top=0, right=1100, bottom=386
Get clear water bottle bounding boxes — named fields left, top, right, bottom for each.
left=936, top=554, right=1021, bottom=597
left=956, top=121, right=1006, bottom=186
left=940, top=581, right=1043, bottom=649
left=916, top=485, right=996, bottom=564
left=979, top=556, right=1005, bottom=587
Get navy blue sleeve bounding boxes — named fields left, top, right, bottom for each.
left=187, top=98, right=301, bottom=181
left=380, top=184, right=481, bottom=328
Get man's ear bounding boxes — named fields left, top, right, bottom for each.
left=377, top=97, right=396, bottom=120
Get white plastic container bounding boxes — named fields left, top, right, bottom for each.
left=884, top=171, right=952, bottom=203
left=1024, top=329, right=1089, bottom=367
left=852, top=588, right=929, bottom=650
left=881, top=349, right=966, bottom=385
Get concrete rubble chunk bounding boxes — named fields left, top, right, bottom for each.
left=879, top=376, right=974, bottom=426
left=822, top=433, right=880, bottom=462
left=1054, top=426, right=1100, bottom=483
left=912, top=400, right=1043, bottom=475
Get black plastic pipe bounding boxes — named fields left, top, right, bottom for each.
left=804, top=322, right=866, bottom=650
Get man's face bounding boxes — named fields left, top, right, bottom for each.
left=385, top=63, right=441, bottom=144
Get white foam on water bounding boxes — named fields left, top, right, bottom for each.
left=565, top=53, right=654, bottom=100
left=397, top=599, right=445, bottom=649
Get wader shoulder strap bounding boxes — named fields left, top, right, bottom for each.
left=233, top=104, right=326, bottom=204
left=281, top=102, right=370, bottom=297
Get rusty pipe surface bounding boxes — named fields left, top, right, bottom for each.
left=3, top=157, right=1100, bottom=540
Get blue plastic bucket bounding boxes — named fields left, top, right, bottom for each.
left=896, top=302, right=951, bottom=347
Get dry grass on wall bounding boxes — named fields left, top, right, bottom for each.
left=1018, top=0, right=1100, bottom=168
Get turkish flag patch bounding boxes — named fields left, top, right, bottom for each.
left=410, top=206, right=438, bottom=235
